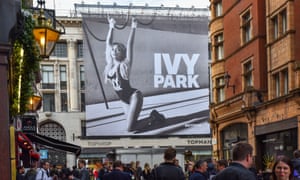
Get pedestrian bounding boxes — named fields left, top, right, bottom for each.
left=17, top=165, right=25, bottom=180
left=151, top=146, right=185, bottom=180
left=292, top=150, right=300, bottom=179
left=136, top=161, right=142, bottom=180
left=78, top=160, right=89, bottom=180
left=271, top=155, right=295, bottom=180
left=215, top=159, right=228, bottom=172
left=142, top=163, right=151, bottom=180
left=189, top=160, right=208, bottom=180
left=214, top=142, right=256, bottom=180
left=185, top=161, right=195, bottom=179
left=25, top=162, right=38, bottom=180
left=71, top=165, right=80, bottom=179
left=103, top=160, right=131, bottom=180
left=35, top=161, right=50, bottom=180
left=98, top=162, right=110, bottom=180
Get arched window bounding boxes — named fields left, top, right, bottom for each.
left=39, top=122, right=67, bottom=166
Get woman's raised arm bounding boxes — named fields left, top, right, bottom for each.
left=105, top=17, right=115, bottom=64
left=126, top=17, right=137, bottom=66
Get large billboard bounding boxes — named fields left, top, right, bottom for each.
left=83, top=13, right=210, bottom=136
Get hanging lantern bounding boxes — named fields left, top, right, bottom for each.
left=27, top=95, right=42, bottom=112
left=33, top=0, right=65, bottom=58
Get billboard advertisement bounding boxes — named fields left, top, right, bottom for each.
left=83, top=14, right=209, bottom=136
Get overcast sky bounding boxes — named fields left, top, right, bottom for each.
left=37, top=0, right=210, bottom=16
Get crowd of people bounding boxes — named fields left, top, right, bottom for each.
left=16, top=143, right=300, bottom=180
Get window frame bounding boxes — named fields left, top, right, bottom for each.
left=60, top=65, right=67, bottom=90
left=43, top=93, right=55, bottom=112
left=216, top=76, right=225, bottom=103
left=243, top=61, right=253, bottom=88
left=214, top=33, right=224, bottom=61
left=41, top=65, right=55, bottom=89
left=60, top=93, right=68, bottom=112
left=241, top=10, right=252, bottom=44
left=214, top=0, right=223, bottom=17
left=51, top=41, right=68, bottom=57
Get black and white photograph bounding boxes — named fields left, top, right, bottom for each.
left=83, top=13, right=210, bottom=136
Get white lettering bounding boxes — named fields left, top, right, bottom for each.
left=153, top=53, right=200, bottom=88
left=154, top=75, right=199, bottom=88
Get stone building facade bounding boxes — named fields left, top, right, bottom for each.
left=37, top=6, right=212, bottom=168
left=209, top=0, right=300, bottom=170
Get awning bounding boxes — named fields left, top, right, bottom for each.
left=17, top=132, right=33, bottom=151
left=26, top=133, right=81, bottom=156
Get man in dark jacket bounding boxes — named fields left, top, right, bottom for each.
left=292, top=149, right=300, bottom=178
left=103, top=160, right=131, bottom=180
left=214, top=142, right=256, bottom=180
left=78, top=160, right=90, bottom=180
left=151, top=147, right=185, bottom=180
left=189, top=160, right=208, bottom=180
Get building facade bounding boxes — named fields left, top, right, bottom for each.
left=37, top=5, right=212, bottom=168
left=209, top=0, right=300, bottom=170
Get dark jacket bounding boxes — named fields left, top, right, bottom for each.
left=24, top=169, right=37, bottom=180
left=103, top=169, right=131, bottom=180
left=151, top=162, right=185, bottom=180
left=292, top=158, right=300, bottom=171
left=214, top=162, right=256, bottom=180
left=189, top=171, right=207, bottom=180
left=79, top=167, right=90, bottom=180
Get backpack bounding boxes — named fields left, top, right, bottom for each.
left=293, top=169, right=300, bottom=179
left=24, top=169, right=37, bottom=180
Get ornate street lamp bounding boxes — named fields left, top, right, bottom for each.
left=32, top=0, right=65, bottom=58
left=27, top=95, right=42, bottom=112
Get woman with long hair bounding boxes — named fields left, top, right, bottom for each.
left=271, top=155, right=294, bottom=180
left=104, top=17, right=143, bottom=132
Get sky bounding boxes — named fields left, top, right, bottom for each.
left=36, top=0, right=210, bottom=16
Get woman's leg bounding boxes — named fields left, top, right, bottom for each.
left=126, top=90, right=143, bottom=131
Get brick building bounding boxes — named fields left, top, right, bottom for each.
left=209, top=0, right=300, bottom=170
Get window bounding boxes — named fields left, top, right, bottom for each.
left=241, top=11, right=252, bottom=43
left=52, top=42, right=67, bottom=57
left=41, top=65, right=55, bottom=89
left=244, top=61, right=253, bottom=87
left=273, top=69, right=289, bottom=98
left=60, top=65, right=67, bottom=90
left=214, top=1, right=222, bottom=17
left=81, top=93, right=85, bottom=112
left=77, top=41, right=83, bottom=58
left=283, top=69, right=288, bottom=95
left=214, top=33, right=224, bottom=61
left=216, top=77, right=225, bottom=102
left=274, top=73, right=280, bottom=97
left=271, top=9, right=287, bottom=41
left=61, top=93, right=68, bottom=112
left=43, top=93, right=55, bottom=112
left=80, top=65, right=85, bottom=90
left=272, top=16, right=278, bottom=39
left=281, top=10, right=287, bottom=34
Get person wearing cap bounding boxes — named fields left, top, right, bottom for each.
left=189, top=160, right=208, bottom=180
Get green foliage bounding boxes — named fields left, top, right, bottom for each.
left=11, top=13, right=41, bottom=116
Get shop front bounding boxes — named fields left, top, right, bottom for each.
left=255, top=117, right=298, bottom=171
left=16, top=115, right=81, bottom=167
left=220, top=123, right=248, bottom=160
left=26, top=133, right=81, bottom=167
left=79, top=136, right=212, bottom=169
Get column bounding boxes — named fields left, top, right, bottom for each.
left=0, top=43, right=12, bottom=179
left=68, top=39, right=79, bottom=111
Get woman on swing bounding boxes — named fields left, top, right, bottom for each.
left=104, top=17, right=143, bottom=132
